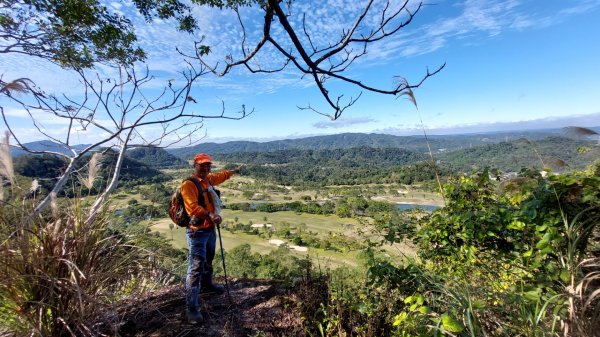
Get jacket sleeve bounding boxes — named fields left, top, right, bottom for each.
left=181, top=179, right=207, bottom=218
left=208, top=170, right=234, bottom=186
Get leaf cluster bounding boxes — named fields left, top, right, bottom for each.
left=1, top=0, right=144, bottom=67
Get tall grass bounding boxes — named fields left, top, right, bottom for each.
left=563, top=208, right=600, bottom=337
left=0, top=202, right=153, bottom=336
left=0, top=134, right=155, bottom=335
left=0, top=130, right=195, bottom=335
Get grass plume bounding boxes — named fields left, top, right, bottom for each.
left=0, top=78, right=32, bottom=95
left=79, top=153, right=102, bottom=190
left=0, top=131, right=15, bottom=201
left=395, top=76, right=418, bottom=109
left=0, top=131, right=15, bottom=184
left=29, top=179, right=40, bottom=197
left=395, top=78, right=445, bottom=205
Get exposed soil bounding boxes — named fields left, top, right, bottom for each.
left=102, top=279, right=306, bottom=337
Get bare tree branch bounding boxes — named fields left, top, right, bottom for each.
left=182, top=0, right=443, bottom=120
left=1, top=63, right=251, bottom=215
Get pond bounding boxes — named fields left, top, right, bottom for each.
left=395, top=203, right=441, bottom=212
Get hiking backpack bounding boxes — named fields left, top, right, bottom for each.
left=168, top=177, right=205, bottom=227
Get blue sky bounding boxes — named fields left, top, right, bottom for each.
left=2, top=0, right=600, bottom=144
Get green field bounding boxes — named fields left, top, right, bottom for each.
left=150, top=210, right=367, bottom=267
left=137, top=172, right=429, bottom=268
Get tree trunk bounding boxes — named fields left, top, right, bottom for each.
left=34, top=158, right=77, bottom=214
left=85, top=133, right=131, bottom=225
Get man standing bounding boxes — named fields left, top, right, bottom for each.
left=181, top=153, right=241, bottom=323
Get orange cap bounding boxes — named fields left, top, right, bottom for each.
left=194, top=153, right=212, bottom=164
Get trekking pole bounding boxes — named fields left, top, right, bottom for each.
left=216, top=224, right=233, bottom=306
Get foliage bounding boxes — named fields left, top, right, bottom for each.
left=218, top=146, right=424, bottom=167
left=0, top=0, right=257, bottom=68
left=1, top=0, right=144, bottom=67
left=13, top=153, right=66, bottom=179
left=295, top=162, right=599, bottom=336
left=170, top=135, right=599, bottom=188
left=376, top=164, right=600, bottom=336
left=188, top=136, right=598, bottom=188
left=216, top=147, right=447, bottom=187
left=224, top=244, right=309, bottom=281
left=168, top=131, right=595, bottom=157
left=439, top=136, right=599, bottom=173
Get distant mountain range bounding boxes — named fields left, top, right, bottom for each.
left=10, top=142, right=186, bottom=168
left=167, top=128, right=598, bottom=159
left=10, top=128, right=599, bottom=172
left=10, top=140, right=91, bottom=157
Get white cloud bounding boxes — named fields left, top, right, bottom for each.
left=560, top=0, right=600, bottom=15
left=313, top=116, right=376, bottom=129
left=375, top=112, right=600, bottom=135
left=358, top=0, right=600, bottom=62
left=7, top=0, right=593, bottom=99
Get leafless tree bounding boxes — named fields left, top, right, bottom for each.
left=1, top=63, right=250, bottom=223
left=182, top=0, right=444, bottom=120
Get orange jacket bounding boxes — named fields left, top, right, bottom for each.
left=181, top=170, right=234, bottom=229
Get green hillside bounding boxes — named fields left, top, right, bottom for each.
left=209, top=137, right=598, bottom=186
left=167, top=130, right=570, bottom=157
left=13, top=150, right=171, bottom=195
left=126, top=147, right=187, bottom=168
left=215, top=146, right=445, bottom=186
left=439, top=136, right=599, bottom=172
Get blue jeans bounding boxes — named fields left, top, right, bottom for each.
left=185, top=228, right=216, bottom=310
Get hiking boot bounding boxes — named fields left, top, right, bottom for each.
left=186, top=309, right=204, bottom=324
left=200, top=283, right=225, bottom=295
left=201, top=271, right=225, bottom=295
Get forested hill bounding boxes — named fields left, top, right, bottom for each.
left=10, top=140, right=90, bottom=157
left=213, top=146, right=424, bottom=167
left=214, top=147, right=446, bottom=186
left=126, top=147, right=188, bottom=168
left=439, top=136, right=600, bottom=172
left=12, top=128, right=596, bottom=160
left=210, top=137, right=598, bottom=186
left=167, top=130, right=569, bottom=158
left=13, top=150, right=170, bottom=194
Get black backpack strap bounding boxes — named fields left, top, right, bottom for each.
left=185, top=177, right=206, bottom=209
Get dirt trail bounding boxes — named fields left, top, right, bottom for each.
left=103, top=279, right=305, bottom=337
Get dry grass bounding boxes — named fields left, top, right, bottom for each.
left=575, top=257, right=600, bottom=336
